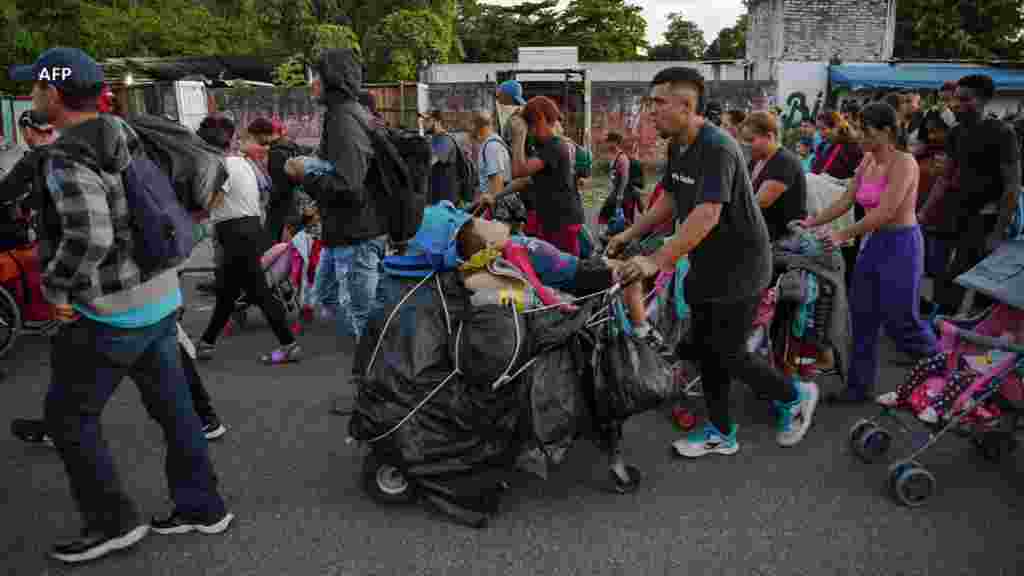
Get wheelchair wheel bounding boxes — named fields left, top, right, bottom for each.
left=0, top=284, right=22, bottom=358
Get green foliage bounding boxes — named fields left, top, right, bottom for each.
left=364, top=8, right=452, bottom=81
left=560, top=0, right=648, bottom=61
left=458, top=0, right=645, bottom=63
left=648, top=12, right=707, bottom=60
left=705, top=13, right=748, bottom=60
left=894, top=0, right=1024, bottom=60
left=272, top=55, right=309, bottom=88
left=457, top=0, right=561, bottom=63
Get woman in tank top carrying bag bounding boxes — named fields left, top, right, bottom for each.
left=798, top=102, right=939, bottom=404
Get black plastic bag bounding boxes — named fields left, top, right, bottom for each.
left=596, top=299, right=676, bottom=420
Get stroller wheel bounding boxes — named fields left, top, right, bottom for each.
left=361, top=450, right=415, bottom=505
left=890, top=463, right=936, bottom=507
left=854, top=426, right=892, bottom=463
left=848, top=418, right=874, bottom=449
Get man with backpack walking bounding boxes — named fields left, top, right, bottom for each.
left=285, top=48, right=387, bottom=345
left=10, top=47, right=231, bottom=563
left=600, top=132, right=644, bottom=232
left=421, top=110, right=475, bottom=207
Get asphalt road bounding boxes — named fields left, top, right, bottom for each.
left=2, top=206, right=1022, bottom=576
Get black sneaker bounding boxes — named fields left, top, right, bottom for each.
left=51, top=525, right=149, bottom=564
left=201, top=417, right=227, bottom=441
left=151, top=510, right=234, bottom=535
left=11, top=418, right=54, bottom=447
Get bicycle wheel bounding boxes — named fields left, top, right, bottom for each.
left=0, top=284, right=22, bottom=358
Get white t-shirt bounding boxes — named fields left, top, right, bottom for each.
left=210, top=155, right=264, bottom=225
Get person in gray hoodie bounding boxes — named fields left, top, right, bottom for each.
left=286, top=48, right=386, bottom=344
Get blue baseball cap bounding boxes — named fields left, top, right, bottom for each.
left=9, top=47, right=104, bottom=93
left=497, top=80, right=526, bottom=106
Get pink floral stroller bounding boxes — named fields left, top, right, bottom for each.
left=228, top=241, right=305, bottom=332
left=849, top=303, right=1024, bottom=507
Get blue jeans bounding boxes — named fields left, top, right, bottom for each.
left=45, top=314, right=226, bottom=533
left=317, top=238, right=385, bottom=341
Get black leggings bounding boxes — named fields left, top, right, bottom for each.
left=201, top=216, right=295, bottom=346
left=688, top=296, right=797, bottom=433
left=181, top=341, right=215, bottom=421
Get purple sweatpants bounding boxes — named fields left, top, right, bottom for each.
left=847, top=225, right=939, bottom=397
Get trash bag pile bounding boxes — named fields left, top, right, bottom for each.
left=348, top=271, right=607, bottom=526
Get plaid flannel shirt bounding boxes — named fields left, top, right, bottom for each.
left=39, top=123, right=142, bottom=307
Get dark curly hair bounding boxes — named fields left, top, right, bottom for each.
left=197, top=115, right=236, bottom=151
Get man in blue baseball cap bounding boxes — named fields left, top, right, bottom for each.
left=9, top=47, right=107, bottom=123
left=497, top=79, right=526, bottom=106
left=9, top=47, right=233, bottom=564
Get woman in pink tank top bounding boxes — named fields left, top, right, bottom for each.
left=799, top=102, right=938, bottom=404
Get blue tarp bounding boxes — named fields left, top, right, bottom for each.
left=829, top=63, right=1024, bottom=92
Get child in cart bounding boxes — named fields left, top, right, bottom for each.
left=456, top=216, right=675, bottom=361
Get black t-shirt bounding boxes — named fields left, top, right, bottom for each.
left=532, top=136, right=583, bottom=231
left=751, top=147, right=807, bottom=242
left=946, top=118, right=1020, bottom=217
left=663, top=123, right=772, bottom=303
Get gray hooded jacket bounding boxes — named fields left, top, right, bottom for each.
left=303, top=49, right=385, bottom=246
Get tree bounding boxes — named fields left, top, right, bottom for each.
left=364, top=8, right=453, bottom=81
left=649, top=13, right=705, bottom=60
left=704, top=13, right=748, bottom=59
left=894, top=0, right=1024, bottom=60
left=457, top=0, right=561, bottom=63
left=560, top=0, right=648, bottom=61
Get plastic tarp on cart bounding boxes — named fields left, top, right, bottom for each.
left=829, top=63, right=1024, bottom=92
left=955, top=240, right=1024, bottom=309
left=348, top=271, right=604, bottom=526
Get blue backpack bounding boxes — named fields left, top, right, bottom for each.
left=121, top=151, right=195, bottom=277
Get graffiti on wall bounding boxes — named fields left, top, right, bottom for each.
left=211, top=86, right=324, bottom=148
left=780, top=91, right=824, bottom=131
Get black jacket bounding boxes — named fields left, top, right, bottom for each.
left=303, top=49, right=385, bottom=246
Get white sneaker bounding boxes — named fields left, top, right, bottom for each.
left=776, top=380, right=820, bottom=447
left=672, top=422, right=739, bottom=458
left=876, top=392, right=899, bottom=407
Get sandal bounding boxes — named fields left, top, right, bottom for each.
left=260, top=343, right=302, bottom=365
left=604, top=465, right=642, bottom=494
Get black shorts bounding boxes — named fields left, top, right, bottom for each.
left=566, top=258, right=614, bottom=297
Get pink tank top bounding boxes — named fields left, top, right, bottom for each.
left=856, top=169, right=888, bottom=210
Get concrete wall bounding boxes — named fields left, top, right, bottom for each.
left=423, top=61, right=749, bottom=84
left=425, top=79, right=774, bottom=164
left=747, top=0, right=894, bottom=67
left=211, top=86, right=323, bottom=148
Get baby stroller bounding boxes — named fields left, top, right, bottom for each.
left=848, top=240, right=1024, bottom=507
left=228, top=241, right=303, bottom=331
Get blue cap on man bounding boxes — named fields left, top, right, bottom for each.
left=497, top=80, right=526, bottom=106
left=9, top=47, right=104, bottom=92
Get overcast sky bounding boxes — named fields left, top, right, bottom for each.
left=482, top=0, right=747, bottom=48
